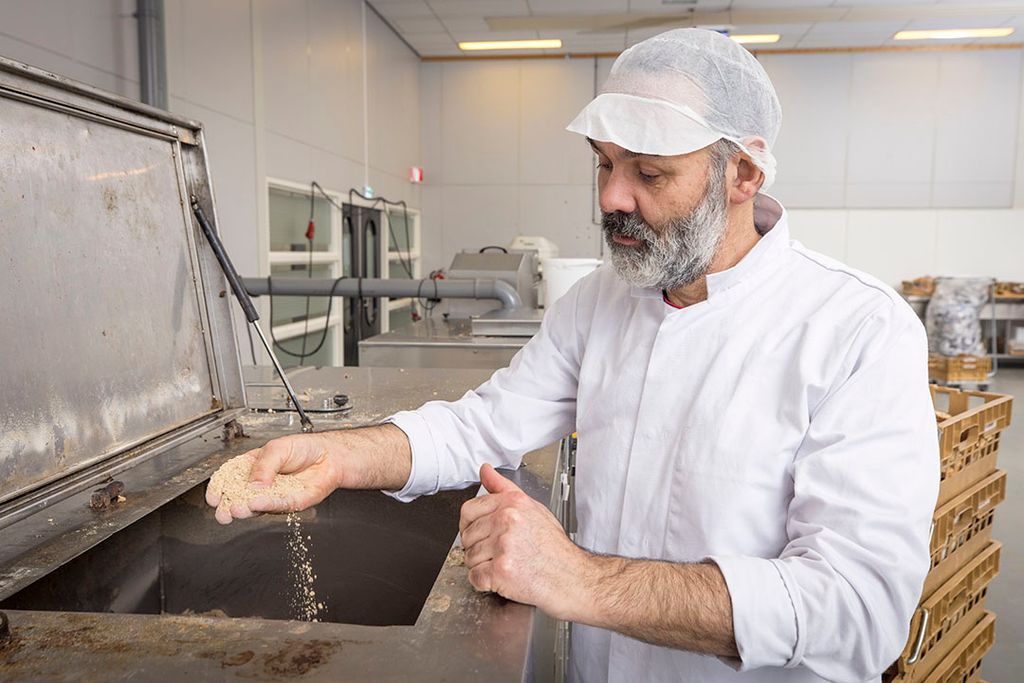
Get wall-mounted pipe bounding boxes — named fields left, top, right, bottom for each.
left=137, top=0, right=167, bottom=109
left=242, top=277, right=523, bottom=311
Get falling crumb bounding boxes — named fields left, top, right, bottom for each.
left=286, top=513, right=325, bottom=622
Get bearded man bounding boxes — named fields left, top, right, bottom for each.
left=208, top=29, right=939, bottom=683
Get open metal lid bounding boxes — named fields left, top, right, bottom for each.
left=0, top=56, right=246, bottom=507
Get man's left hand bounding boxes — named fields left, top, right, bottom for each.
left=459, top=463, right=591, bottom=620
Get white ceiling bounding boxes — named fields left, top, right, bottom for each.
left=367, top=0, right=1024, bottom=57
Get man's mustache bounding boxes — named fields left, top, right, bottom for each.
left=601, top=211, right=655, bottom=244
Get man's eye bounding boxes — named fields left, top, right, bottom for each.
left=596, top=161, right=611, bottom=171
left=638, top=170, right=660, bottom=182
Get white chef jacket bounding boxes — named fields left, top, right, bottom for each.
left=387, top=194, right=939, bottom=683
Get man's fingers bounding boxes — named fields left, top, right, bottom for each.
left=460, top=493, right=504, bottom=533
left=247, top=492, right=302, bottom=514
left=480, top=463, right=520, bottom=495
left=229, top=501, right=257, bottom=520
left=205, top=485, right=222, bottom=509
left=468, top=560, right=494, bottom=593
left=248, top=440, right=293, bottom=486
left=464, top=536, right=498, bottom=568
left=460, top=515, right=494, bottom=549
left=214, top=504, right=233, bottom=525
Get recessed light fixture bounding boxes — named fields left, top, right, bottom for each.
left=894, top=27, right=1015, bottom=41
left=458, top=39, right=563, bottom=51
left=730, top=34, right=781, bottom=45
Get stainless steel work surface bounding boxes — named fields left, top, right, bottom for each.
left=470, top=307, right=545, bottom=337
left=0, top=367, right=564, bottom=682
left=0, top=55, right=245, bottom=505
left=359, top=318, right=529, bottom=370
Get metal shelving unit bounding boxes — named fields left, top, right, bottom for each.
left=906, top=288, right=1024, bottom=390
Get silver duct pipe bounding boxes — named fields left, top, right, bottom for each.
left=242, top=277, right=523, bottom=311
left=136, top=0, right=167, bottom=109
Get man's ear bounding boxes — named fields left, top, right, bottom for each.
left=728, top=153, right=764, bottom=205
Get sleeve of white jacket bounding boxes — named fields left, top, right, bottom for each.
left=383, top=283, right=585, bottom=502
left=711, top=301, right=940, bottom=682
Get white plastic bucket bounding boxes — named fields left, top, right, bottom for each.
left=542, top=258, right=603, bottom=308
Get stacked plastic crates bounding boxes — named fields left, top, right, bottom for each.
left=885, top=386, right=1012, bottom=683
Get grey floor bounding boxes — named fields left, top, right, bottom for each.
left=971, top=367, right=1023, bottom=680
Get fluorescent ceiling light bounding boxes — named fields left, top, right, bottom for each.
left=730, top=34, right=781, bottom=45
left=894, top=27, right=1015, bottom=41
left=458, top=39, right=562, bottom=51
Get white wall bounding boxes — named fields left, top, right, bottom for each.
left=789, top=208, right=1024, bottom=287
left=0, top=0, right=421, bottom=277
left=420, top=48, right=1024, bottom=286
left=419, top=57, right=614, bottom=273
left=765, top=49, right=1023, bottom=209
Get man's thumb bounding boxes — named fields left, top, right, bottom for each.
left=249, top=441, right=287, bottom=487
left=480, top=463, right=519, bottom=494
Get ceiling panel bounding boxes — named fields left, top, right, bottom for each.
left=394, top=16, right=447, bottom=32
left=802, top=19, right=910, bottom=35
left=370, top=0, right=434, bottom=19
left=440, top=17, right=493, bottom=32
left=901, top=15, right=1016, bottom=29
left=447, top=29, right=541, bottom=41
left=527, top=0, right=630, bottom=13
left=427, top=0, right=530, bottom=17
left=368, top=1, right=1024, bottom=57
left=406, top=32, right=456, bottom=46
left=797, top=32, right=889, bottom=47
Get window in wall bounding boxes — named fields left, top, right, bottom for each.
left=267, top=180, right=344, bottom=368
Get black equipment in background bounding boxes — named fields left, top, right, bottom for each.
left=342, top=202, right=382, bottom=365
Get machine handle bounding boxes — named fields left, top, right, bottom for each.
left=906, top=607, right=930, bottom=664
left=190, top=195, right=260, bottom=323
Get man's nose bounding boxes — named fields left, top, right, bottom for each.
left=599, top=171, right=638, bottom=216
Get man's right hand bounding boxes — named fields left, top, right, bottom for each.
left=205, top=433, right=341, bottom=524
left=204, top=424, right=414, bottom=525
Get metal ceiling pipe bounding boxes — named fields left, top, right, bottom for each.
left=136, top=0, right=167, bottom=109
left=242, top=277, right=523, bottom=310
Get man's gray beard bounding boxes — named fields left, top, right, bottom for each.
left=602, top=163, right=729, bottom=292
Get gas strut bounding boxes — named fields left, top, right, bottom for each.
left=190, top=195, right=314, bottom=433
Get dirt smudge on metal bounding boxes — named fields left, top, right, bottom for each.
left=261, top=639, right=339, bottom=677
left=198, top=648, right=255, bottom=668
left=424, top=594, right=451, bottom=613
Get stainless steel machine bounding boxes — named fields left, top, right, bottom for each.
left=358, top=251, right=547, bottom=370
left=445, top=250, right=539, bottom=317
left=0, top=56, right=569, bottom=682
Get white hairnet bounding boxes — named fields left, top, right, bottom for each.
left=567, top=28, right=782, bottom=188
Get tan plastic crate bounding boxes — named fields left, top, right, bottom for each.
left=887, top=542, right=1000, bottom=682
left=929, top=355, right=992, bottom=384
left=903, top=277, right=936, bottom=298
left=994, top=281, right=1024, bottom=299
left=925, top=470, right=1006, bottom=596
left=922, top=611, right=995, bottom=683
left=931, top=386, right=1013, bottom=507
